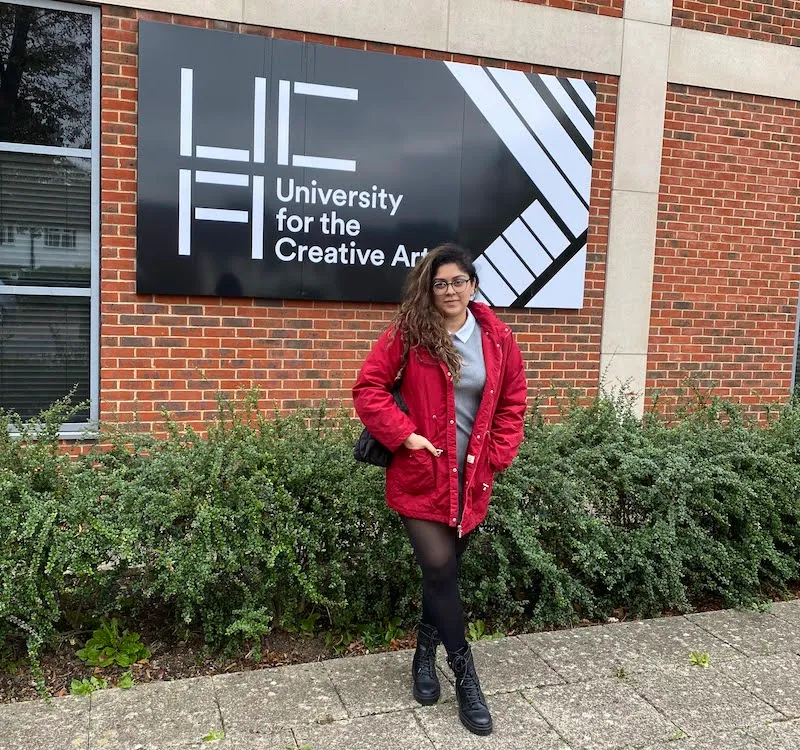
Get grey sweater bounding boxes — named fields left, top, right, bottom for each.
left=452, top=310, right=486, bottom=497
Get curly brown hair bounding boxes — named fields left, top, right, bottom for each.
left=390, top=243, right=479, bottom=381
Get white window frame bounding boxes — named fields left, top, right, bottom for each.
left=0, top=0, right=100, bottom=438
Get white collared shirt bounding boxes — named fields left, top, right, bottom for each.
left=451, top=307, right=476, bottom=344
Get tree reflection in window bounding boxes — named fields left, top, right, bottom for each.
left=0, top=3, right=91, bottom=148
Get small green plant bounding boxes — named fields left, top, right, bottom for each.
left=384, top=617, right=405, bottom=644
left=325, top=630, right=356, bottom=656
left=118, top=671, right=135, bottom=689
left=202, top=729, right=225, bottom=742
left=76, top=619, right=151, bottom=669
left=467, top=620, right=504, bottom=642
left=361, top=618, right=406, bottom=651
left=668, top=729, right=688, bottom=740
left=299, top=613, right=321, bottom=636
left=70, top=676, right=108, bottom=695
left=747, top=600, right=773, bottom=613
left=613, top=666, right=627, bottom=679
left=689, top=650, right=710, bottom=668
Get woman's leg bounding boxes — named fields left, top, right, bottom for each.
left=403, top=516, right=492, bottom=734
left=402, top=516, right=468, bottom=654
left=421, top=530, right=470, bottom=626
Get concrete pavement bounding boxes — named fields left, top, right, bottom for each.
left=4, top=601, right=800, bottom=749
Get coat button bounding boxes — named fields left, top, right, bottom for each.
left=446, top=371, right=451, bottom=377
left=449, top=419, right=454, bottom=424
left=452, top=468, right=457, bottom=473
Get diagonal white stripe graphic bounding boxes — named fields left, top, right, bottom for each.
left=540, top=75, right=594, bottom=148
left=488, top=68, right=591, bottom=200
left=474, top=256, right=516, bottom=307
left=502, top=218, right=552, bottom=276
left=474, top=288, right=493, bottom=306
left=526, top=245, right=586, bottom=309
left=569, top=78, right=596, bottom=115
left=521, top=202, right=569, bottom=256
left=445, top=62, right=588, bottom=237
left=484, top=236, right=535, bottom=292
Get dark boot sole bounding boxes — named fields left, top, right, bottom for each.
left=459, top=710, right=493, bottom=736
left=412, top=686, right=440, bottom=706
left=458, top=708, right=494, bottom=737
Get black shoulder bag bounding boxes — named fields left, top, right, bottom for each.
left=353, top=358, right=408, bottom=468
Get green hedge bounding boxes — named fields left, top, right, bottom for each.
left=3, top=389, right=800, bottom=682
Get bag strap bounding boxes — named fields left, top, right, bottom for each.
left=394, top=338, right=409, bottom=385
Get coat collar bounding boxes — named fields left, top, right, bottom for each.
left=468, top=301, right=511, bottom=341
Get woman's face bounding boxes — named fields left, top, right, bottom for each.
left=431, top=262, right=476, bottom=322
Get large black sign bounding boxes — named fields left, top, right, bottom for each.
left=137, top=21, right=595, bottom=307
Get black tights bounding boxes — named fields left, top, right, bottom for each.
left=402, top=516, right=470, bottom=655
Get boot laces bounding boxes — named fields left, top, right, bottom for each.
left=453, top=655, right=485, bottom=709
left=417, top=640, right=437, bottom=679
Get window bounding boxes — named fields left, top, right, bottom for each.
left=45, top=227, right=78, bottom=249
left=0, top=0, right=98, bottom=432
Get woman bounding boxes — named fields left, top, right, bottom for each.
left=352, top=244, right=527, bottom=736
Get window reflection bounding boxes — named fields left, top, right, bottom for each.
left=0, top=151, right=91, bottom=286
left=0, top=294, right=90, bottom=420
left=0, top=3, right=91, bottom=148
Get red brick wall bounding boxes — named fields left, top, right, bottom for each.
left=647, top=84, right=800, bottom=410
left=100, top=6, right=615, bottom=430
left=673, top=1, right=800, bottom=46
left=513, top=0, right=623, bottom=17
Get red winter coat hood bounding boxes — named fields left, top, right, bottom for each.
left=353, top=302, right=528, bottom=535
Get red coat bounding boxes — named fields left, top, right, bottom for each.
left=353, top=302, right=528, bottom=536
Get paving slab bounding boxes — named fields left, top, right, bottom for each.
left=323, top=649, right=454, bottom=718
left=293, top=709, right=435, bottom=750
left=630, top=665, right=782, bottom=737
left=686, top=609, right=800, bottom=656
left=612, top=616, right=741, bottom=667
left=769, top=599, right=800, bottom=627
left=213, top=662, right=346, bottom=733
left=415, top=691, right=567, bottom=750
left=436, top=637, right=564, bottom=694
left=720, top=652, right=800, bottom=719
left=525, top=677, right=680, bottom=750
left=746, top=719, right=800, bottom=748
left=101, top=731, right=296, bottom=750
left=638, top=729, right=763, bottom=749
left=0, top=694, right=89, bottom=750
left=518, top=624, right=654, bottom=682
left=89, top=677, right=219, bottom=750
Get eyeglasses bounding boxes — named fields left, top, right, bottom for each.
left=432, top=277, right=472, bottom=295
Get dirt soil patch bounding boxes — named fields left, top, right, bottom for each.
left=5, top=588, right=796, bottom=704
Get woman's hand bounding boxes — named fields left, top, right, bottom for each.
left=403, top=432, right=442, bottom=456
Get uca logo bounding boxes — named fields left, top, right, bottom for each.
left=176, top=67, right=358, bottom=260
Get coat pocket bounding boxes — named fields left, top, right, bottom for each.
left=396, top=448, right=435, bottom=495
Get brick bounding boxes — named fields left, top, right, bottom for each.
left=514, top=0, right=620, bottom=14
left=673, top=0, right=800, bottom=45
left=647, top=83, right=800, bottom=417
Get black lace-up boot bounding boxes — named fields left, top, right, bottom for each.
left=447, top=643, right=493, bottom=735
left=412, top=622, right=441, bottom=705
